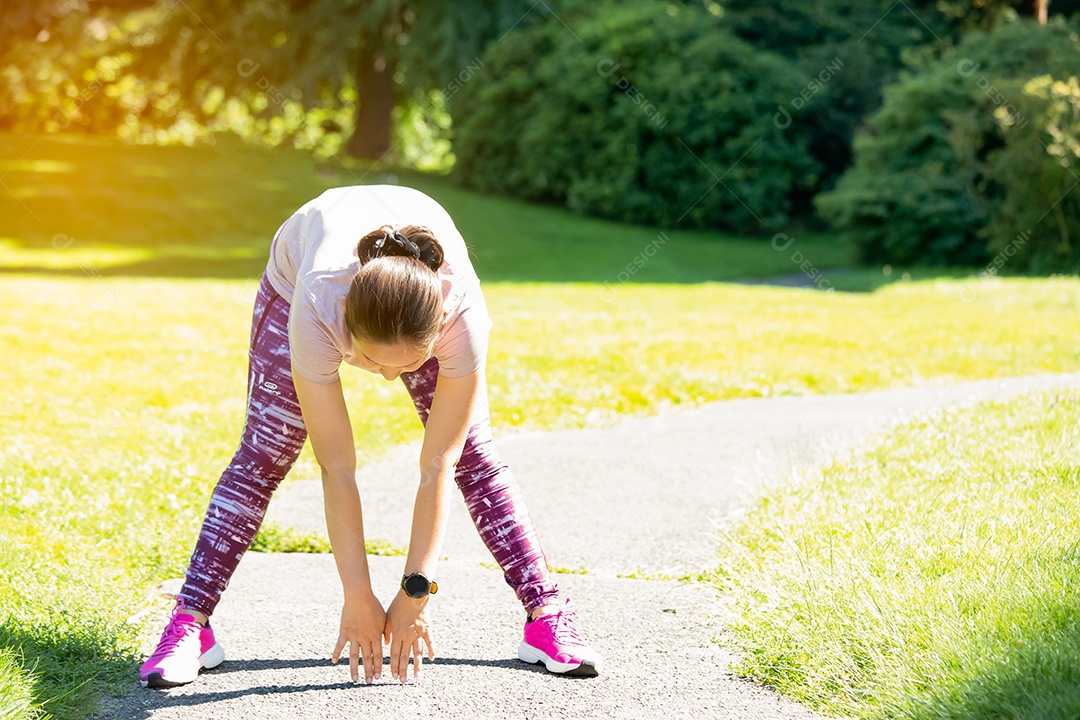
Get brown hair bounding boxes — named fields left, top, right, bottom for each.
left=344, top=224, right=446, bottom=352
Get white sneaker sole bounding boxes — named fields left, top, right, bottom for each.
left=140, top=642, right=226, bottom=688
left=517, top=641, right=601, bottom=677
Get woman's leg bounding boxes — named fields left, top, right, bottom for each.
left=176, top=273, right=308, bottom=618
left=399, top=357, right=560, bottom=617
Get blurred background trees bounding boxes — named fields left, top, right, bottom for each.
left=815, top=18, right=1080, bottom=270
left=2, top=0, right=1078, bottom=270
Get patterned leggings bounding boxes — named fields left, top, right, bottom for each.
left=178, top=272, right=558, bottom=618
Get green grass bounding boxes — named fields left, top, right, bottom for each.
left=485, top=560, right=591, bottom=575
left=709, top=389, right=1080, bottom=719
left=821, top=266, right=971, bottom=293
left=0, top=133, right=854, bottom=283
left=0, top=647, right=36, bottom=720
left=547, top=564, right=590, bottom=575
left=3, top=275, right=1078, bottom=719
left=615, top=569, right=712, bottom=582
left=247, top=520, right=403, bottom=557
left=1, top=133, right=1079, bottom=719
left=248, top=521, right=407, bottom=555
left=250, top=522, right=334, bottom=553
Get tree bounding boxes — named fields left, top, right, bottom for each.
left=0, top=0, right=155, bottom=41
left=815, top=18, right=1080, bottom=269
left=0, top=0, right=542, bottom=158
left=120, top=0, right=543, bottom=159
left=452, top=1, right=824, bottom=232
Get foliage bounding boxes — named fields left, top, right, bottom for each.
left=721, top=0, right=1073, bottom=41
left=816, top=18, right=1080, bottom=269
left=982, top=74, right=1080, bottom=271
left=0, top=0, right=536, bottom=162
left=718, top=0, right=948, bottom=204
left=719, top=0, right=948, bottom=70
left=452, top=1, right=823, bottom=232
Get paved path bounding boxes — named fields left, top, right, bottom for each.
left=92, top=372, right=1080, bottom=720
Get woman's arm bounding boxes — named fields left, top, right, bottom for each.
left=291, top=368, right=373, bottom=592
left=383, top=363, right=483, bottom=682
left=292, top=367, right=386, bottom=683
left=406, top=364, right=483, bottom=577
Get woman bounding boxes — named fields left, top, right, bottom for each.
left=138, top=184, right=602, bottom=688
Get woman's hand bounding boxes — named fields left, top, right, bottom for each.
left=382, top=590, right=436, bottom=683
left=332, top=591, right=387, bottom=683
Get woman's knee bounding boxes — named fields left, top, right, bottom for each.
left=228, top=392, right=306, bottom=489
left=454, top=419, right=507, bottom=488
left=236, top=421, right=305, bottom=482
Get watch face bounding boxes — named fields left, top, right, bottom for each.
left=404, top=574, right=429, bottom=597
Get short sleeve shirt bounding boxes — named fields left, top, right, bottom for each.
left=262, top=185, right=492, bottom=383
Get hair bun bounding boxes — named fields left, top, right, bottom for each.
left=357, top=224, right=444, bottom=273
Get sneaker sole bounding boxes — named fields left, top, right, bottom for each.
left=139, top=642, right=226, bottom=688
left=517, top=641, right=601, bottom=677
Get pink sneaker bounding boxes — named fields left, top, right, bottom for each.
left=139, top=597, right=225, bottom=688
left=518, top=596, right=602, bottom=677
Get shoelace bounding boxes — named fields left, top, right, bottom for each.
left=148, top=601, right=200, bottom=661
left=550, top=608, right=586, bottom=647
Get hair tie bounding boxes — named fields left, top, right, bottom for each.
left=358, top=225, right=438, bottom=270
left=388, top=230, right=420, bottom=259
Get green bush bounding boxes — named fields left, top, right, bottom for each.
left=720, top=0, right=949, bottom=206
left=451, top=1, right=822, bottom=232
left=982, top=74, right=1080, bottom=272
left=816, top=19, right=1080, bottom=270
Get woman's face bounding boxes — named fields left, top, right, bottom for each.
left=351, top=337, right=429, bottom=381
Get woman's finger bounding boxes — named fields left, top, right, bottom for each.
left=371, top=641, right=383, bottom=681
left=362, top=642, right=375, bottom=684
left=349, top=636, right=360, bottom=683
left=332, top=631, right=346, bottom=664
left=397, top=639, right=408, bottom=686
left=413, top=640, right=423, bottom=679
left=390, top=638, right=401, bottom=682
left=423, top=628, right=435, bottom=660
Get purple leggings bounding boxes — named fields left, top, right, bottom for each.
left=178, top=272, right=558, bottom=618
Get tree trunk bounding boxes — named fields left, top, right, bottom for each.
left=1036, top=0, right=1049, bottom=24
left=346, top=39, right=395, bottom=160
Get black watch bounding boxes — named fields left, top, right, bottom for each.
left=401, top=572, right=438, bottom=599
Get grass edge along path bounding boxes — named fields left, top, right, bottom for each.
left=2, top=274, right=1080, bottom=719
left=709, top=387, right=1080, bottom=720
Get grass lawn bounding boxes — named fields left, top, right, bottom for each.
left=0, top=133, right=854, bottom=283
left=1, top=133, right=1079, bottom=719
left=709, top=388, right=1080, bottom=719
left=3, top=273, right=1079, bottom=720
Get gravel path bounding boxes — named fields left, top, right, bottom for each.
left=92, top=372, right=1080, bottom=720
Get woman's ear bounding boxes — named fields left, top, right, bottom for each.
left=340, top=298, right=346, bottom=309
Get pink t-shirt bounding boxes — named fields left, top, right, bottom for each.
left=263, top=185, right=492, bottom=384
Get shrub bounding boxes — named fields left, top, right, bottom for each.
left=451, top=1, right=821, bottom=232
left=982, top=74, right=1080, bottom=272
left=720, top=0, right=949, bottom=207
left=816, top=19, right=1080, bottom=269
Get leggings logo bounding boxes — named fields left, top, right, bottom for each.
left=262, top=380, right=280, bottom=395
